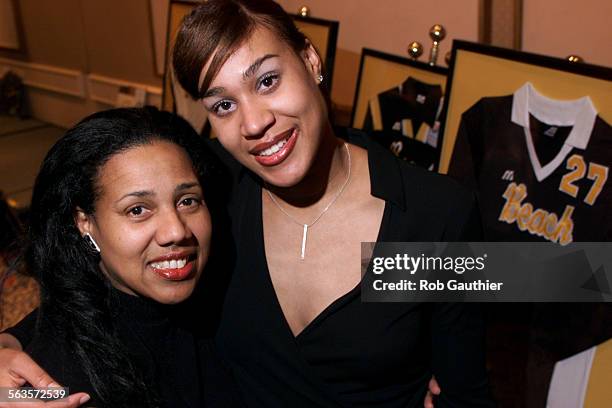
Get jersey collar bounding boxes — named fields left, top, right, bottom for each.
left=511, top=82, right=597, bottom=181
left=511, top=82, right=597, bottom=149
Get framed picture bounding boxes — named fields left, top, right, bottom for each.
left=149, top=0, right=170, bottom=77
left=161, top=0, right=207, bottom=134
left=351, top=48, right=448, bottom=169
left=439, top=40, right=612, bottom=174
left=439, top=43, right=612, bottom=406
left=292, top=14, right=338, bottom=93
left=0, top=0, right=23, bottom=51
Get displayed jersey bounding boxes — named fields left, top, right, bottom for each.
left=363, top=76, right=443, bottom=169
left=448, top=82, right=611, bottom=243
left=547, top=337, right=612, bottom=407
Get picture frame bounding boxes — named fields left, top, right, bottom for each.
left=149, top=0, right=170, bottom=77
left=438, top=40, right=612, bottom=174
left=0, top=0, right=23, bottom=52
left=291, top=14, right=339, bottom=93
left=350, top=48, right=448, bottom=169
left=161, top=0, right=207, bottom=134
left=351, top=48, right=448, bottom=129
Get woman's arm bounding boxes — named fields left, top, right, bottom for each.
left=0, top=313, right=90, bottom=407
left=430, top=187, right=494, bottom=406
left=0, top=310, right=36, bottom=385
left=424, top=377, right=441, bottom=407
left=0, top=334, right=21, bottom=351
left=3, top=310, right=37, bottom=347
left=430, top=303, right=495, bottom=407
left=0, top=342, right=53, bottom=388
left=0, top=345, right=90, bottom=407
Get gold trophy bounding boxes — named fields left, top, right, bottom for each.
left=298, top=5, right=310, bottom=17
left=567, top=55, right=583, bottom=63
left=428, top=24, right=446, bottom=66
left=407, top=42, right=423, bottom=60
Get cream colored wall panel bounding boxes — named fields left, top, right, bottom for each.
left=16, top=0, right=87, bottom=69
left=0, top=57, right=85, bottom=97
left=87, top=73, right=162, bottom=107
left=26, top=88, right=105, bottom=128
left=81, top=0, right=161, bottom=86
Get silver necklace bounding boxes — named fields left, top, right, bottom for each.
left=266, top=143, right=352, bottom=260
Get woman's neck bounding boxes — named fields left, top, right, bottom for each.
left=266, top=125, right=349, bottom=209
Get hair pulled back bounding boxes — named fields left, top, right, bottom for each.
left=173, top=0, right=307, bottom=99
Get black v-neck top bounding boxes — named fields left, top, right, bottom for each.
left=214, top=129, right=494, bottom=407
left=8, top=129, right=492, bottom=407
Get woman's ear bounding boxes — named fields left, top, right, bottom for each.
left=301, top=40, right=323, bottom=83
left=74, top=207, right=92, bottom=236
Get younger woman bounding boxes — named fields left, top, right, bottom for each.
left=174, top=1, right=493, bottom=406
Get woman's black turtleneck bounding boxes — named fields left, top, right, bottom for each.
left=25, top=287, right=240, bottom=407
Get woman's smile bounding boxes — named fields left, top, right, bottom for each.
left=251, top=127, right=299, bottom=166
left=148, top=250, right=198, bottom=281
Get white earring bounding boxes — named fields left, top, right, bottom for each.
left=83, top=232, right=100, bottom=253
left=316, top=74, right=324, bottom=84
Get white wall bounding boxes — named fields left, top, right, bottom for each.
left=277, top=0, right=481, bottom=108
left=522, top=0, right=612, bottom=67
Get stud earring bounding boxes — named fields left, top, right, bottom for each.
left=83, top=232, right=101, bottom=253
left=316, top=74, right=324, bottom=84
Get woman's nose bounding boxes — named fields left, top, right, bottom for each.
left=239, top=101, right=275, bottom=138
left=156, top=209, right=191, bottom=245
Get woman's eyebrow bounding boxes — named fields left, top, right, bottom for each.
left=116, top=190, right=154, bottom=203
left=201, top=54, right=279, bottom=99
left=175, top=182, right=200, bottom=193
left=203, top=87, right=224, bottom=99
left=243, top=54, right=279, bottom=80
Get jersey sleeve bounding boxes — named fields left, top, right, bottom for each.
left=447, top=99, right=486, bottom=191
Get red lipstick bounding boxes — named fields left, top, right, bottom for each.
left=251, top=128, right=298, bottom=167
left=148, top=252, right=196, bottom=281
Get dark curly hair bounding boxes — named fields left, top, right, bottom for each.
left=26, top=106, right=217, bottom=407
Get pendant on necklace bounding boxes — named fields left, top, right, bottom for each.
left=301, top=224, right=308, bottom=260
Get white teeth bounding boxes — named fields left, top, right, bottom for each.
left=151, top=258, right=188, bottom=270
left=258, top=138, right=287, bottom=157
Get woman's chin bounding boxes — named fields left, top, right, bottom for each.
left=150, top=283, right=197, bottom=305
left=258, top=165, right=308, bottom=189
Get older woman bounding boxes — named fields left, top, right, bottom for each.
left=0, top=107, right=240, bottom=407
left=1, top=1, right=492, bottom=407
